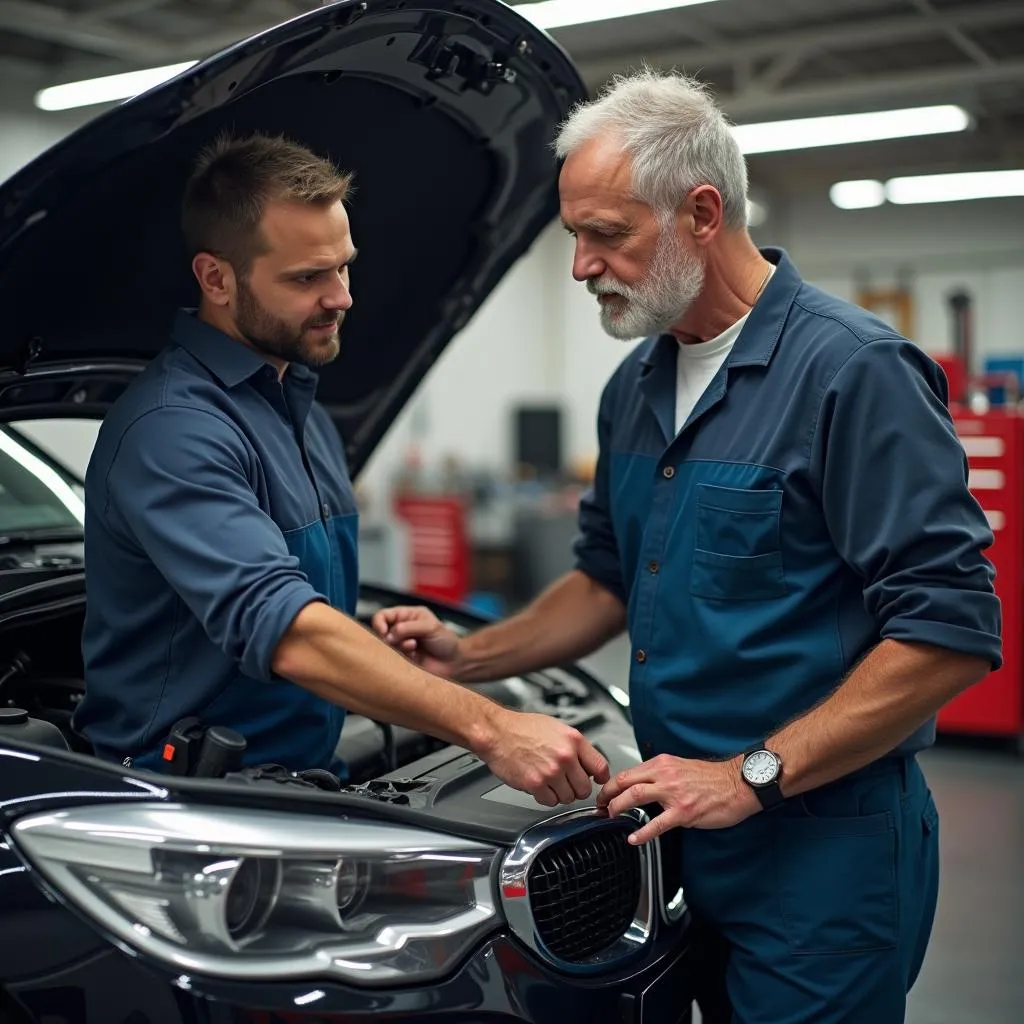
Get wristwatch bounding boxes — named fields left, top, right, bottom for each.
left=740, top=747, right=785, bottom=810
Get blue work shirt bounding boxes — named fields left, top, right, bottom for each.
left=575, top=248, right=1002, bottom=761
left=76, top=310, right=359, bottom=773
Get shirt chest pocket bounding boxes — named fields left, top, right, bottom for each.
left=690, top=483, right=787, bottom=601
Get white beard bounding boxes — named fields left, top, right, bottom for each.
left=587, top=231, right=705, bottom=341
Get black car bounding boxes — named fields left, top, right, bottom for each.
left=0, top=2, right=696, bottom=1022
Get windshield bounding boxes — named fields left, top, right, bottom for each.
left=0, top=427, right=85, bottom=535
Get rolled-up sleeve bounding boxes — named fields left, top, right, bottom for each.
left=574, top=380, right=627, bottom=604
left=811, top=338, right=1002, bottom=668
left=105, top=406, right=326, bottom=681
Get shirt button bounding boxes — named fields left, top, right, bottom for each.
left=635, top=649, right=647, bottom=664
left=642, top=741, right=654, bottom=756
left=662, top=466, right=675, bottom=479
left=648, top=560, right=659, bottom=574
left=322, top=502, right=331, bottom=518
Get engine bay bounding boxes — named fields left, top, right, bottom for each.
left=0, top=578, right=634, bottom=794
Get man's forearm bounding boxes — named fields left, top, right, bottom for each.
left=769, top=638, right=990, bottom=797
left=273, top=602, right=502, bottom=753
left=456, top=570, right=627, bottom=684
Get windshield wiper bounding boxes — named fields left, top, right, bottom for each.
left=0, top=527, right=84, bottom=547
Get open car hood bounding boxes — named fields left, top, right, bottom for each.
left=0, top=0, right=586, bottom=477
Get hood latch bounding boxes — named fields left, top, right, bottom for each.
left=411, top=27, right=517, bottom=94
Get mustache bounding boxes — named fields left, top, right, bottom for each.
left=306, top=312, right=344, bottom=328
left=588, top=279, right=623, bottom=296
left=587, top=276, right=640, bottom=299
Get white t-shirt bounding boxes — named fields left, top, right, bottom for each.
left=674, top=316, right=746, bottom=435
left=674, top=267, right=775, bottom=435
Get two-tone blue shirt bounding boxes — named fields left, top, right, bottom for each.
left=77, top=310, right=358, bottom=772
left=575, top=248, right=1002, bottom=761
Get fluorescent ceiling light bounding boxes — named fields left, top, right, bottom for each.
left=516, top=0, right=719, bottom=31
left=830, top=169, right=1024, bottom=208
left=35, top=61, right=197, bottom=112
left=829, top=179, right=885, bottom=210
left=733, top=105, right=970, bottom=156
left=886, top=169, right=1024, bottom=205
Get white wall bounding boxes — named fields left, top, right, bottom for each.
left=0, top=79, right=98, bottom=183
left=16, top=420, right=99, bottom=481
left=0, top=110, right=88, bottom=183
left=765, top=191, right=1024, bottom=358
left=357, top=220, right=568, bottom=507
left=769, top=264, right=1024, bottom=363
left=771, top=192, right=1024, bottom=275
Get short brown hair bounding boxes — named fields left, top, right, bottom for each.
left=181, top=132, right=353, bottom=277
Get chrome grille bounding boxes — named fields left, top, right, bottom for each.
left=527, top=828, right=642, bottom=962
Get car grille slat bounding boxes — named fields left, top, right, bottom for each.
left=527, top=828, right=642, bottom=963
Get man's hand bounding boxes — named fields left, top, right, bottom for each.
left=597, top=754, right=761, bottom=844
left=479, top=709, right=611, bottom=807
left=372, top=606, right=464, bottom=679
left=372, top=605, right=610, bottom=807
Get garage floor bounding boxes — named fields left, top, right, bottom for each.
left=581, top=639, right=1024, bottom=1023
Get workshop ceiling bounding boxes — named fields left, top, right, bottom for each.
left=2, top=0, right=1023, bottom=195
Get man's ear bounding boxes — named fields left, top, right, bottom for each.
left=192, top=252, right=235, bottom=307
left=677, top=185, right=724, bottom=247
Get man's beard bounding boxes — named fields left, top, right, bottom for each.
left=587, top=229, right=705, bottom=341
left=235, top=277, right=343, bottom=368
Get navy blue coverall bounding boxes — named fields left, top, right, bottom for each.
left=574, top=248, right=1002, bottom=1022
left=76, top=310, right=359, bottom=773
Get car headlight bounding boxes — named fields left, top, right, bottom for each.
left=8, top=801, right=499, bottom=985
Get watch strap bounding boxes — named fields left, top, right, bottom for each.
left=752, top=778, right=786, bottom=810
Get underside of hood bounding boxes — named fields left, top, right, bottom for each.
left=0, top=0, right=586, bottom=476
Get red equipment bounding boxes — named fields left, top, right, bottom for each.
left=939, top=409, right=1024, bottom=746
left=933, top=290, right=1024, bottom=749
left=392, top=495, right=470, bottom=605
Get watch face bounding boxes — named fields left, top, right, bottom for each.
left=742, top=750, right=779, bottom=786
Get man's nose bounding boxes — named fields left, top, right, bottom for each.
left=572, top=242, right=604, bottom=283
left=323, top=274, right=353, bottom=311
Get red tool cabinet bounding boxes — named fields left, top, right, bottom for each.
left=392, top=495, right=470, bottom=605
left=937, top=409, right=1024, bottom=747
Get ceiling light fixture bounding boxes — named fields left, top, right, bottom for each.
left=830, top=169, right=1024, bottom=208
left=518, top=0, right=720, bottom=30
left=885, top=169, right=1024, bottom=204
left=35, top=61, right=197, bottom=112
left=733, top=105, right=970, bottom=156
left=829, top=180, right=886, bottom=210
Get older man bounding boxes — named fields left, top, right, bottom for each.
left=374, top=70, right=1001, bottom=1022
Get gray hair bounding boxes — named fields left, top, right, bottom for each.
left=554, top=67, right=749, bottom=231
